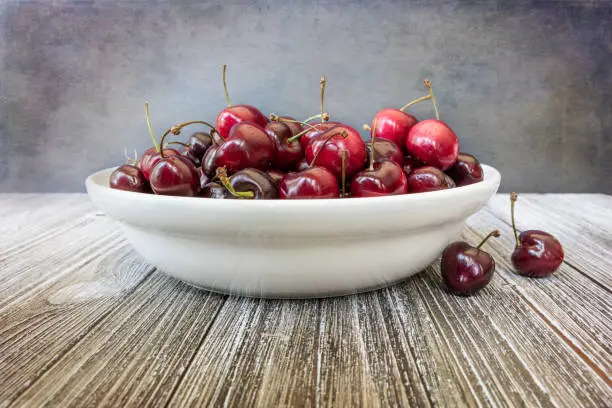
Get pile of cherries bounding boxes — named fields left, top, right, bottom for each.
left=109, top=66, right=564, bottom=297
left=110, top=66, right=483, bottom=200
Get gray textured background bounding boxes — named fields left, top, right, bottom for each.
left=1, top=0, right=611, bottom=193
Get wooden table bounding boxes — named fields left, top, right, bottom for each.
left=0, top=194, right=610, bottom=408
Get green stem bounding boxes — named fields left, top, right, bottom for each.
left=369, top=119, right=378, bottom=171
left=399, top=94, right=432, bottom=112
left=287, top=122, right=328, bottom=143
left=320, top=76, right=327, bottom=122
left=216, top=167, right=254, bottom=199
left=222, top=64, right=232, bottom=107
left=165, top=141, right=190, bottom=148
left=476, top=229, right=501, bottom=250
left=158, top=120, right=217, bottom=159
left=424, top=79, right=440, bottom=120
left=145, top=103, right=160, bottom=152
left=510, top=192, right=520, bottom=247
left=341, top=150, right=347, bottom=197
left=303, top=113, right=330, bottom=123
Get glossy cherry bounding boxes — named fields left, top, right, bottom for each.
left=140, top=146, right=180, bottom=180
left=407, top=166, right=455, bottom=193
left=196, top=167, right=210, bottom=190
left=201, top=145, right=219, bottom=177
left=305, top=125, right=367, bottom=180
left=110, top=164, right=151, bottom=193
left=366, top=138, right=404, bottom=166
left=149, top=155, right=200, bottom=196
left=296, top=121, right=341, bottom=151
left=441, top=230, right=500, bottom=296
left=279, top=167, right=339, bottom=199
left=188, top=132, right=214, bottom=160
left=216, top=167, right=278, bottom=199
left=181, top=148, right=200, bottom=167
left=405, top=80, right=459, bottom=170
left=369, top=108, right=418, bottom=149
left=510, top=193, right=564, bottom=277
left=351, top=121, right=408, bottom=197
left=202, top=182, right=230, bottom=199
left=446, top=152, right=483, bottom=186
left=213, top=121, right=277, bottom=174
left=265, top=121, right=303, bottom=171
left=215, top=65, right=267, bottom=139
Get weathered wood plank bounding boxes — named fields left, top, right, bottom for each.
left=464, top=209, right=612, bottom=379
left=168, top=298, right=320, bottom=407
left=485, top=194, right=612, bottom=287
left=9, top=273, right=225, bottom=408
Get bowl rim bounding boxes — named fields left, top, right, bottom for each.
left=86, top=164, right=500, bottom=207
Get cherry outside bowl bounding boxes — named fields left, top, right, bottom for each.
left=85, top=164, right=501, bottom=298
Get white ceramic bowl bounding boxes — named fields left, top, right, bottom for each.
left=86, top=165, right=500, bottom=298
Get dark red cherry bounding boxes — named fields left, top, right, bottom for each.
left=196, top=167, right=210, bottom=190
left=213, top=122, right=277, bottom=174
left=407, top=166, right=455, bottom=193
left=350, top=160, right=407, bottom=198
left=366, top=139, right=404, bottom=166
left=188, top=132, right=213, bottom=160
left=276, top=116, right=303, bottom=136
left=229, top=168, right=279, bottom=199
left=202, top=145, right=219, bottom=177
left=509, top=193, right=564, bottom=277
left=212, top=131, right=225, bottom=146
left=181, top=149, right=200, bottom=167
left=441, top=230, right=499, bottom=296
left=305, top=125, right=367, bottom=180
left=149, top=155, right=200, bottom=196
left=296, top=158, right=310, bottom=172
left=202, top=182, right=230, bottom=199
left=139, top=147, right=180, bottom=181
left=110, top=164, right=151, bottom=193
left=405, top=119, right=459, bottom=171
left=446, top=152, right=483, bottom=186
left=265, top=121, right=304, bottom=171
left=279, top=167, right=339, bottom=199
left=370, top=108, right=418, bottom=150
left=215, top=65, right=267, bottom=139
left=266, top=169, right=285, bottom=186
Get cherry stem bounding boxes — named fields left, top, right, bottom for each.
left=369, top=119, right=379, bottom=171
left=216, top=167, right=254, bottom=199
left=222, top=64, right=232, bottom=107
left=320, top=76, right=327, bottom=122
left=476, top=229, right=501, bottom=250
left=303, top=112, right=330, bottom=123
left=424, top=79, right=440, bottom=120
left=145, top=103, right=160, bottom=152
left=510, top=192, right=520, bottom=247
left=309, top=130, right=348, bottom=168
left=363, top=124, right=371, bottom=131
left=341, top=150, right=347, bottom=197
left=158, top=120, right=217, bottom=158
left=287, top=122, right=329, bottom=143
left=165, top=141, right=190, bottom=148
left=399, top=93, right=432, bottom=112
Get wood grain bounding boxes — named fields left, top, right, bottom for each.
left=1, top=194, right=611, bottom=408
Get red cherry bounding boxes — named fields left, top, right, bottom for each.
left=405, top=119, right=459, bottom=171
left=139, top=147, right=180, bottom=181
left=216, top=105, right=268, bottom=140
left=265, top=121, right=303, bottom=171
left=298, top=121, right=341, bottom=151
left=509, top=193, right=564, bottom=277
left=213, top=122, right=277, bottom=174
left=350, top=160, right=408, bottom=197
left=305, top=125, right=367, bottom=180
left=215, top=65, right=267, bottom=139
left=110, top=164, right=151, bottom=193
left=407, top=166, right=455, bottom=193
left=366, top=139, right=404, bottom=166
left=441, top=230, right=499, bottom=296
left=279, top=167, right=339, bottom=199
left=446, top=152, right=483, bottom=186
left=370, top=108, right=418, bottom=149
left=149, top=155, right=200, bottom=196
left=201, top=145, right=219, bottom=177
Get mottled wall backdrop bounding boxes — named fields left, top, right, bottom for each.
left=0, top=0, right=610, bottom=192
